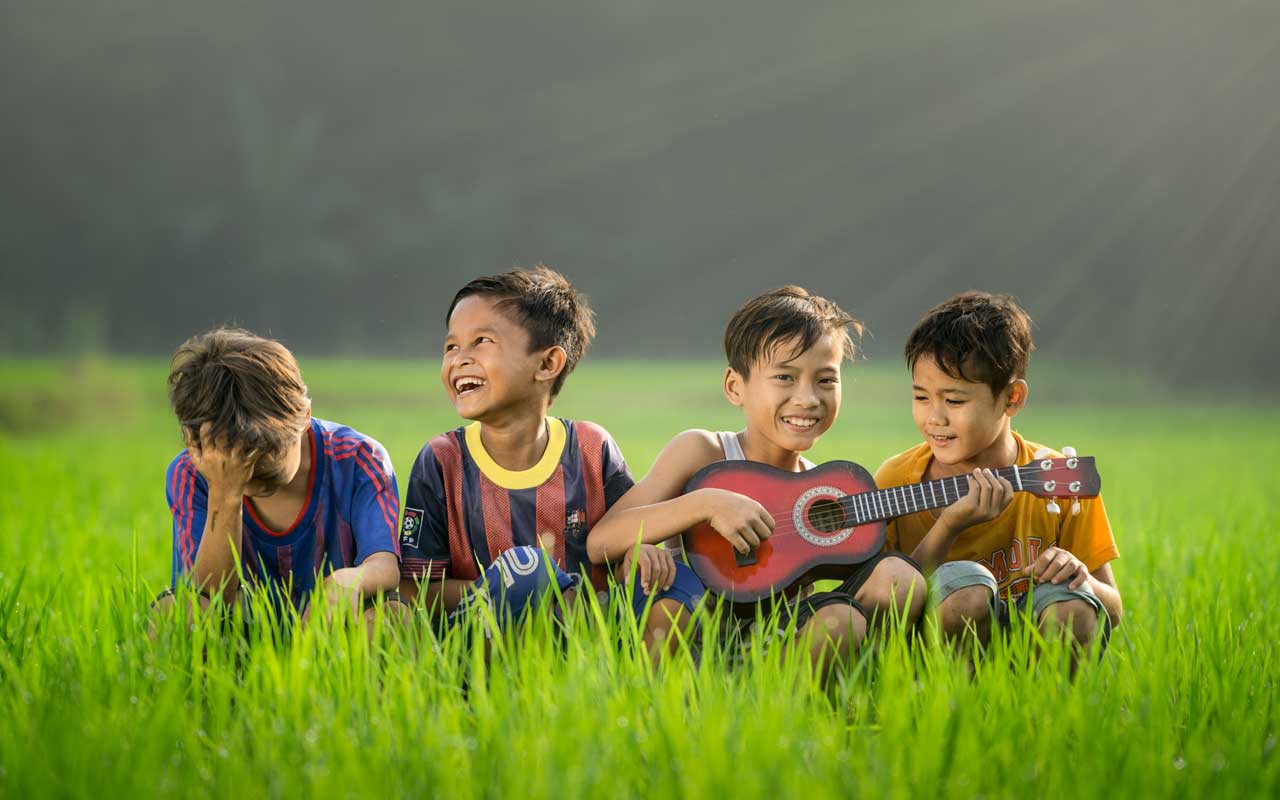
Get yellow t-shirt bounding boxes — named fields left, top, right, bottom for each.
left=874, top=431, right=1119, bottom=598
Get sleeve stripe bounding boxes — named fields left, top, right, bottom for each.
left=174, top=455, right=189, bottom=565
left=355, top=446, right=397, bottom=535
left=180, top=461, right=197, bottom=569
left=340, top=444, right=398, bottom=541
left=168, top=455, right=182, bottom=511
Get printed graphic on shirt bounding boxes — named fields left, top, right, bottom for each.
left=401, top=507, right=425, bottom=549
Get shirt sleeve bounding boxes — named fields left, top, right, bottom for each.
left=399, top=444, right=452, bottom=582
left=348, top=439, right=402, bottom=565
left=165, top=453, right=208, bottom=587
left=1057, top=493, right=1119, bottom=573
left=599, top=429, right=635, bottom=510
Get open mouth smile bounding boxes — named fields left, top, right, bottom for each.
left=453, top=377, right=487, bottom=397
left=781, top=416, right=820, bottom=431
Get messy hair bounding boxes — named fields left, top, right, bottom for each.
left=167, top=328, right=310, bottom=477
left=724, top=286, right=862, bottom=376
left=904, top=290, right=1034, bottom=395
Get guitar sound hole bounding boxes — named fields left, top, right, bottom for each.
left=807, top=498, right=846, bottom=533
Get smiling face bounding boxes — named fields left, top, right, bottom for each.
left=442, top=295, right=552, bottom=422
left=911, top=354, right=1026, bottom=471
left=725, top=333, right=843, bottom=463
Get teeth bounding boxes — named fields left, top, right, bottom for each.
left=783, top=417, right=818, bottom=429
left=453, top=377, right=486, bottom=394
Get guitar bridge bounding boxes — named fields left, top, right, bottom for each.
left=735, top=547, right=757, bottom=567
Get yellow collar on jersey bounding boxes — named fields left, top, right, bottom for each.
left=465, top=417, right=566, bottom=490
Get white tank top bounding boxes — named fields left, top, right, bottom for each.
left=715, top=431, right=815, bottom=470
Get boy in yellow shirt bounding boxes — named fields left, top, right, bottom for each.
left=875, top=291, right=1121, bottom=650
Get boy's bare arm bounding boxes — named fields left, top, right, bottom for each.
left=325, top=551, right=400, bottom=596
left=586, top=430, right=774, bottom=564
left=910, top=468, right=1015, bottom=573
left=1084, top=563, right=1122, bottom=628
left=398, top=576, right=474, bottom=614
left=187, top=423, right=256, bottom=600
left=305, top=551, right=403, bottom=620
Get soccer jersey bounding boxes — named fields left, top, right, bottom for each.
left=398, top=418, right=633, bottom=590
left=165, top=418, right=401, bottom=609
left=875, top=431, right=1118, bottom=599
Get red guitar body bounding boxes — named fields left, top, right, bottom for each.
left=681, top=459, right=885, bottom=602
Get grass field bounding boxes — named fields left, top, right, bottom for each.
left=1, top=357, right=1277, bottom=798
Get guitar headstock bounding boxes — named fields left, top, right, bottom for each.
left=1026, top=447, right=1100, bottom=504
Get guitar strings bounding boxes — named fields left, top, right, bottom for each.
left=709, top=472, right=1081, bottom=543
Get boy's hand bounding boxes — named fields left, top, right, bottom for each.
left=701, top=488, right=775, bottom=554
left=185, top=422, right=257, bottom=499
left=936, top=468, right=1013, bottom=533
left=1033, top=546, right=1089, bottom=589
left=620, top=544, right=677, bottom=594
left=302, top=568, right=365, bottom=625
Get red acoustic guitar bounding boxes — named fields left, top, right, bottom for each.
left=680, top=450, right=1101, bottom=602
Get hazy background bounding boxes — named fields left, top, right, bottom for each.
left=4, top=0, right=1278, bottom=387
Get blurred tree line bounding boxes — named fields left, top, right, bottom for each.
left=2, top=0, right=1278, bottom=386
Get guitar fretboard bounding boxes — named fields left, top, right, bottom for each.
left=838, top=465, right=1030, bottom=526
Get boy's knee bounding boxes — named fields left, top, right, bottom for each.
left=813, top=603, right=867, bottom=651
left=1039, top=599, right=1100, bottom=645
left=643, top=598, right=693, bottom=645
left=869, top=558, right=927, bottom=615
left=936, top=585, right=993, bottom=634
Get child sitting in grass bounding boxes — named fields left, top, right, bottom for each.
left=875, top=291, right=1122, bottom=653
left=397, top=266, right=704, bottom=661
left=586, top=287, right=926, bottom=682
left=155, top=328, right=404, bottom=626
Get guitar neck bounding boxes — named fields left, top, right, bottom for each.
left=842, top=465, right=1028, bottom=525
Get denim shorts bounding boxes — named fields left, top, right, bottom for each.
left=929, top=560, right=1105, bottom=627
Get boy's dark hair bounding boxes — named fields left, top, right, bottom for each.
left=904, top=291, right=1035, bottom=396
left=167, top=328, right=311, bottom=474
left=724, top=286, right=862, bottom=375
left=445, top=265, right=596, bottom=397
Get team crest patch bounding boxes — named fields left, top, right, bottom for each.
left=400, top=507, right=425, bottom=548
left=564, top=508, right=587, bottom=540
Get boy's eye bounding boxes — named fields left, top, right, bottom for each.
left=773, top=374, right=793, bottom=382
left=913, top=395, right=927, bottom=401
left=946, top=399, right=965, bottom=406
left=444, top=343, right=459, bottom=353
left=476, top=336, right=494, bottom=345
left=820, top=377, right=838, bottom=386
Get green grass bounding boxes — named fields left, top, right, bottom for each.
left=0, top=357, right=1277, bottom=798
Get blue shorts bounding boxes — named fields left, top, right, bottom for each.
left=611, top=560, right=705, bottom=621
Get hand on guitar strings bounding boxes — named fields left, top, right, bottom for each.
left=699, top=488, right=776, bottom=554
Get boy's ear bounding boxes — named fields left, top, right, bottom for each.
left=1004, top=379, right=1029, bottom=417
left=723, top=367, right=746, bottom=408
left=534, top=346, right=569, bottom=386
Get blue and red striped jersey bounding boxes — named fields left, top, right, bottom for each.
left=398, top=418, right=633, bottom=590
left=165, top=418, right=401, bottom=608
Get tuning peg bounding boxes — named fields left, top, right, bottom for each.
left=1071, top=499, right=1082, bottom=516
left=1046, top=500, right=1061, bottom=515
left=1062, top=446, right=1077, bottom=457
left=1033, top=447, right=1051, bottom=459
